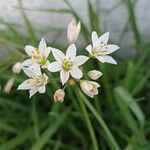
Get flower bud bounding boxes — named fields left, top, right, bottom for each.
left=54, top=89, right=65, bottom=103
left=12, top=62, right=22, bottom=74
left=80, top=80, right=100, bottom=98
left=4, top=77, right=15, bottom=93
left=67, top=19, right=81, bottom=44
left=88, top=70, right=102, bottom=80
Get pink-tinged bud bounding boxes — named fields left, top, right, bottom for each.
left=67, top=19, right=81, bottom=44
left=54, top=89, right=65, bottom=103
left=4, top=78, right=15, bottom=93
left=12, top=62, right=22, bottom=74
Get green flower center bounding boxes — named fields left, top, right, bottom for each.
left=62, top=58, right=73, bottom=71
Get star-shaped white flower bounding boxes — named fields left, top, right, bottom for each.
left=48, top=44, right=89, bottom=85
left=18, top=64, right=48, bottom=98
left=86, top=31, right=119, bottom=64
left=22, top=38, right=51, bottom=68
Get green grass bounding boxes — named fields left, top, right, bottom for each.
left=0, top=0, right=149, bottom=149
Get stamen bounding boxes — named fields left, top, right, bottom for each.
left=62, top=58, right=73, bottom=71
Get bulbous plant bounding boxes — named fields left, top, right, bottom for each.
left=16, top=19, right=119, bottom=100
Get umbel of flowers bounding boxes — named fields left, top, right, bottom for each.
left=17, top=19, right=119, bottom=101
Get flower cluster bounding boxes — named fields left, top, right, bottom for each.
left=17, top=19, right=119, bottom=101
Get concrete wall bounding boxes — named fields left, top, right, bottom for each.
left=0, top=0, right=150, bottom=58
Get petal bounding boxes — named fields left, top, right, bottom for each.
left=18, top=79, right=33, bottom=90
left=80, top=84, right=94, bottom=98
left=60, top=70, right=70, bottom=85
left=97, top=55, right=117, bottom=65
left=25, top=45, right=36, bottom=57
left=86, top=81, right=100, bottom=87
left=92, top=31, right=99, bottom=48
left=66, top=44, right=76, bottom=59
left=29, top=88, right=39, bottom=98
left=74, top=56, right=89, bottom=66
left=74, top=21, right=81, bottom=41
left=44, top=47, right=51, bottom=58
left=38, top=38, right=46, bottom=55
left=43, top=73, right=49, bottom=83
left=98, top=32, right=109, bottom=44
left=48, top=62, right=62, bottom=72
left=21, top=59, right=35, bottom=67
left=22, top=67, right=35, bottom=77
left=29, top=63, right=42, bottom=76
left=70, top=67, right=83, bottom=79
left=105, top=44, right=119, bottom=54
left=52, top=48, right=65, bottom=62
left=85, top=44, right=92, bottom=54
left=38, top=85, right=46, bottom=93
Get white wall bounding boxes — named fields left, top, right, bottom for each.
left=0, top=0, right=150, bottom=58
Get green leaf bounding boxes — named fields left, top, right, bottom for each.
left=114, top=86, right=145, bottom=128
left=30, top=107, right=71, bottom=150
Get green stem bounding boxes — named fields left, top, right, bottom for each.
left=78, top=90, right=121, bottom=150
left=76, top=89, right=99, bottom=150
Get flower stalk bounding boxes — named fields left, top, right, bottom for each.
left=76, top=87, right=99, bottom=150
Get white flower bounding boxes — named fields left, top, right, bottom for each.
left=48, top=44, right=89, bottom=85
left=80, top=80, right=100, bottom=98
left=18, top=64, right=48, bottom=98
left=54, top=89, right=65, bottom=103
left=4, top=77, right=15, bottom=93
left=86, top=31, right=119, bottom=64
left=67, top=19, right=81, bottom=44
left=88, top=70, right=102, bottom=80
left=22, top=38, right=51, bottom=68
left=12, top=62, right=22, bottom=74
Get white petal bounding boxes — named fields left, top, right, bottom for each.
left=25, top=45, right=36, bottom=57
left=70, top=67, right=83, bottom=79
left=29, top=88, right=39, bottom=98
left=105, top=44, right=119, bottom=54
left=98, top=32, right=109, bottom=44
left=86, top=81, right=100, bottom=87
left=18, top=79, right=33, bottom=90
left=22, top=67, right=35, bottom=77
left=48, top=62, right=62, bottom=72
left=60, top=70, right=70, bottom=85
left=85, top=44, right=92, bottom=54
left=74, top=56, right=89, bottom=66
left=92, top=31, right=99, bottom=48
left=38, top=38, right=46, bottom=55
left=43, top=73, right=49, bottom=83
left=29, top=63, right=42, bottom=76
left=21, top=59, right=35, bottom=67
left=52, top=48, right=65, bottom=62
left=66, top=44, right=76, bottom=59
left=38, top=85, right=46, bottom=93
left=44, top=47, right=51, bottom=58
left=74, top=21, right=81, bottom=40
left=97, top=55, right=117, bottom=65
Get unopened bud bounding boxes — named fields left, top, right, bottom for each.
left=12, top=62, right=22, bottom=74
left=67, top=19, right=81, bottom=44
left=54, top=89, right=65, bottom=103
left=4, top=77, right=15, bottom=93
left=88, top=70, right=102, bottom=80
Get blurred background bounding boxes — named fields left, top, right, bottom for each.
left=0, top=0, right=149, bottom=150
